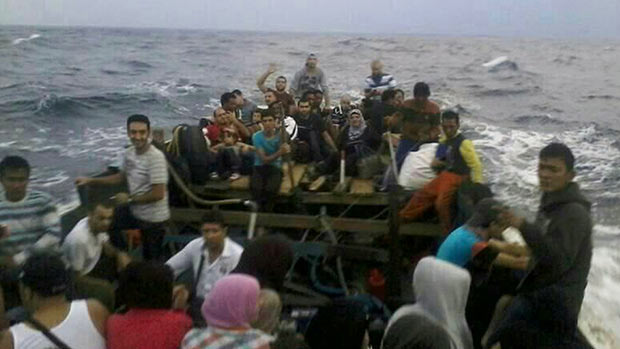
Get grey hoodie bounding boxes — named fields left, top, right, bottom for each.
left=386, top=257, right=473, bottom=349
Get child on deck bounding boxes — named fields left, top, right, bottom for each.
left=210, top=127, right=253, bottom=181
left=250, top=112, right=290, bottom=212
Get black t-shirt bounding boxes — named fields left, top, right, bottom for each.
left=294, top=113, right=326, bottom=134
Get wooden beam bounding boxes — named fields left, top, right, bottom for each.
left=169, top=208, right=441, bottom=236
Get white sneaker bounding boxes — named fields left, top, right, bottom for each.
left=229, top=173, right=241, bottom=181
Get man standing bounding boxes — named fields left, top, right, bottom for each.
left=290, top=53, right=330, bottom=108
left=402, top=82, right=441, bottom=118
left=0, top=155, right=62, bottom=309
left=400, top=111, right=483, bottom=234
left=76, top=114, right=169, bottom=260
left=257, top=64, right=296, bottom=114
left=488, top=143, right=593, bottom=348
left=166, top=210, right=243, bottom=323
left=0, top=156, right=61, bottom=267
left=364, top=60, right=397, bottom=102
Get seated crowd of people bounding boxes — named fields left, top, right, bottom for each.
left=0, top=53, right=592, bottom=349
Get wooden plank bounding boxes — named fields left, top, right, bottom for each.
left=279, top=164, right=307, bottom=194
left=349, top=179, right=375, bottom=196
left=229, top=175, right=250, bottom=190
left=170, top=208, right=442, bottom=236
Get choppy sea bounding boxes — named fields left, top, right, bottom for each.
left=0, top=26, right=618, bottom=347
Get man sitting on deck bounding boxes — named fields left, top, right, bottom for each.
left=250, top=110, right=291, bottom=212
left=166, top=210, right=243, bottom=325
left=220, top=93, right=251, bottom=142
left=293, top=99, right=337, bottom=165
left=399, top=110, right=483, bottom=234
left=63, top=198, right=131, bottom=283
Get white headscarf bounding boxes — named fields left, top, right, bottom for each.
left=347, top=109, right=367, bottom=140
left=385, top=257, right=473, bottom=349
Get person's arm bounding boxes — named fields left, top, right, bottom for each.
left=256, top=144, right=289, bottom=165
left=0, top=329, right=13, bottom=349
left=63, top=238, right=88, bottom=273
left=13, top=197, right=62, bottom=265
left=487, top=239, right=530, bottom=257
left=289, top=71, right=301, bottom=97
left=231, top=118, right=251, bottom=140
left=86, top=299, right=110, bottom=337
left=101, top=241, right=131, bottom=272
left=166, top=239, right=200, bottom=278
left=319, top=70, right=330, bottom=107
left=459, top=139, right=484, bottom=183
left=128, top=183, right=165, bottom=204
left=75, top=172, right=124, bottom=187
left=257, top=64, right=276, bottom=93
left=321, top=131, right=337, bottom=152
left=493, top=253, right=530, bottom=270
left=517, top=203, right=591, bottom=276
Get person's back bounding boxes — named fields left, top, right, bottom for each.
left=9, top=300, right=106, bottom=349
left=107, top=261, right=192, bottom=349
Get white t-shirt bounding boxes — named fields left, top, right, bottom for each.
left=122, top=144, right=170, bottom=222
left=166, top=237, right=243, bottom=298
left=10, top=300, right=106, bottom=349
left=63, top=217, right=109, bottom=275
left=398, top=143, right=438, bottom=190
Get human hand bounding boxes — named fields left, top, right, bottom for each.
left=0, top=225, right=9, bottom=239
left=112, top=192, right=130, bottom=205
left=280, top=143, right=291, bottom=155
left=75, top=177, right=91, bottom=186
left=172, top=285, right=190, bottom=310
left=267, top=63, right=277, bottom=74
left=498, top=209, right=525, bottom=230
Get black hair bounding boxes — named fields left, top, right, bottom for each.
left=260, top=108, right=275, bottom=120
left=85, top=197, right=116, bottom=213
left=297, top=98, right=311, bottom=106
left=0, top=156, right=30, bottom=178
left=232, top=89, right=243, bottom=96
left=413, top=82, right=431, bottom=98
left=265, top=88, right=277, bottom=96
left=126, top=114, right=150, bottom=130
left=20, top=252, right=69, bottom=297
left=220, top=92, right=236, bottom=106
left=276, top=76, right=287, bottom=82
left=441, top=110, right=460, bottom=124
left=540, top=142, right=575, bottom=171
left=198, top=117, right=210, bottom=128
left=119, top=261, right=173, bottom=309
left=301, top=90, right=315, bottom=100
left=201, top=209, right=225, bottom=227
left=381, top=89, right=397, bottom=102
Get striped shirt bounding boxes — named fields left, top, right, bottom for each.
left=122, top=144, right=170, bottom=223
left=364, top=73, right=397, bottom=98
left=0, top=190, right=61, bottom=264
left=181, top=327, right=272, bottom=349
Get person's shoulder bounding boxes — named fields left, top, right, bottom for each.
left=226, top=237, right=244, bottom=255
left=164, top=310, right=193, bottom=326
left=64, top=217, right=90, bottom=243
left=27, top=190, right=54, bottom=204
left=86, top=298, right=110, bottom=321
left=147, top=145, right=166, bottom=159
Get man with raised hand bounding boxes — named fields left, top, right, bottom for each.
left=76, top=114, right=169, bottom=261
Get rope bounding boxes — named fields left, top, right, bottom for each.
left=167, top=160, right=244, bottom=206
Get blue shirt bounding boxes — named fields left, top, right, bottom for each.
left=436, top=225, right=482, bottom=267
left=252, top=131, right=282, bottom=167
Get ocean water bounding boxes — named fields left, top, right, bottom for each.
left=1, top=26, right=619, bottom=347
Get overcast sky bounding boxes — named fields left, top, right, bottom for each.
left=1, top=0, right=619, bottom=39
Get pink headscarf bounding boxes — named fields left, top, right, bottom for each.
left=201, top=274, right=260, bottom=329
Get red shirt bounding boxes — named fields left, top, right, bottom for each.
left=106, top=309, right=192, bottom=349
left=205, top=124, right=221, bottom=144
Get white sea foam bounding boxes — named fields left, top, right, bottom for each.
left=12, top=34, right=41, bottom=45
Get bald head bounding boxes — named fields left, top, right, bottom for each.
left=371, top=60, right=383, bottom=76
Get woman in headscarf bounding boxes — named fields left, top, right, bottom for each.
left=252, top=289, right=283, bottom=334
left=385, top=257, right=473, bottom=349
left=382, top=313, right=452, bottom=349
left=181, top=274, right=272, bottom=349
left=232, top=235, right=294, bottom=292
left=337, top=109, right=382, bottom=177
left=304, top=298, right=369, bottom=349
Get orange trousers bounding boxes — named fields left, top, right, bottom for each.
left=399, top=171, right=466, bottom=234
